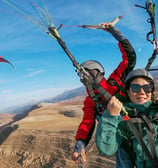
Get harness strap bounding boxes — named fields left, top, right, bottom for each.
left=78, top=154, right=84, bottom=168
left=85, top=81, right=105, bottom=115
left=108, top=78, right=126, bottom=95
left=141, top=113, right=156, bottom=136
left=145, top=49, right=158, bottom=70
left=85, top=81, right=98, bottom=103
left=91, top=82, right=112, bottom=101
left=141, top=113, right=158, bottom=165
left=127, top=119, right=158, bottom=167
left=146, top=127, right=158, bottom=162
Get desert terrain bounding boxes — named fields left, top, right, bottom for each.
left=0, top=96, right=115, bottom=168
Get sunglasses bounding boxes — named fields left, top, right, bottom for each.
left=130, top=84, right=153, bottom=93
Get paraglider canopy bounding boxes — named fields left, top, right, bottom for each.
left=0, top=56, right=16, bottom=69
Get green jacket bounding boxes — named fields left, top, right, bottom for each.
left=95, top=100, right=158, bottom=168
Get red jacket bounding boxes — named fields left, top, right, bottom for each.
left=75, top=38, right=136, bottom=144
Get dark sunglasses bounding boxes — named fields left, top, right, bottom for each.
left=130, top=84, right=153, bottom=93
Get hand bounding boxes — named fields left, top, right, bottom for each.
left=72, top=148, right=86, bottom=164
left=99, top=22, right=113, bottom=31
left=107, top=96, right=122, bottom=116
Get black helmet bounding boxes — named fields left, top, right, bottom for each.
left=80, top=60, right=105, bottom=75
left=125, top=69, right=154, bottom=86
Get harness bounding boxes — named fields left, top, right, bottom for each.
left=121, top=104, right=158, bottom=168
left=85, top=81, right=105, bottom=120
left=85, top=76, right=126, bottom=121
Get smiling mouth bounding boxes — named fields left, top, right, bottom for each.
left=137, top=97, right=147, bottom=101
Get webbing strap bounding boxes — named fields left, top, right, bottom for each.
left=108, top=79, right=126, bottom=95
left=78, top=154, right=84, bottom=168
left=145, top=49, right=158, bottom=70
left=127, top=119, right=158, bottom=167
left=85, top=81, right=106, bottom=116
left=141, top=114, right=158, bottom=164
left=141, top=114, right=156, bottom=136
left=91, top=82, right=112, bottom=101
left=85, top=81, right=98, bottom=103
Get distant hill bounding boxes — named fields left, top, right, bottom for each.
left=1, top=86, right=86, bottom=114
left=43, top=86, right=86, bottom=103
left=0, top=104, right=36, bottom=115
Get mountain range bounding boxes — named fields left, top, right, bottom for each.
left=0, top=86, right=86, bottom=114
left=1, top=68, right=158, bottom=114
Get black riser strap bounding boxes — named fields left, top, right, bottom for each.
left=127, top=120, right=158, bottom=168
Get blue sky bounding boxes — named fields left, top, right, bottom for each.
left=0, top=0, right=157, bottom=112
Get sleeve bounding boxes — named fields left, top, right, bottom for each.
left=95, top=109, right=122, bottom=156
left=108, top=27, right=136, bottom=84
left=75, top=96, right=96, bottom=145
left=108, top=26, right=126, bottom=41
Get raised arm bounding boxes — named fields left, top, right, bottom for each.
left=107, top=26, right=136, bottom=83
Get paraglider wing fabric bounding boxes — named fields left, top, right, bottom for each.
left=0, top=56, right=16, bottom=69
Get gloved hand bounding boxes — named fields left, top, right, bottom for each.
left=72, top=140, right=86, bottom=164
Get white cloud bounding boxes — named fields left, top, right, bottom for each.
left=0, top=89, right=12, bottom=93
left=26, top=69, right=47, bottom=77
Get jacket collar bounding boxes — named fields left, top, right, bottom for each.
left=125, top=101, right=152, bottom=113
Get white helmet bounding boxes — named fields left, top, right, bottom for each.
left=80, top=60, right=105, bottom=75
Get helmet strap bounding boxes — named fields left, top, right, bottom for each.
left=87, top=70, right=103, bottom=83
left=94, top=72, right=104, bottom=83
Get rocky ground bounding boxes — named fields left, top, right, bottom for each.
left=0, top=96, right=115, bottom=168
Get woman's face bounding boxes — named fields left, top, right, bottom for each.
left=127, top=78, right=152, bottom=104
